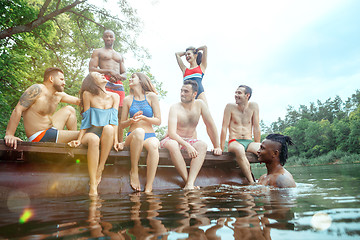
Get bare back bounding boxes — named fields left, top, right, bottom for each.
left=227, top=102, right=258, bottom=140
left=22, top=84, right=62, bottom=137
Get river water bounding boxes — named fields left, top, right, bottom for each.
left=0, top=163, right=359, bottom=239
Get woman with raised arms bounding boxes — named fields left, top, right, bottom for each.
left=175, top=45, right=208, bottom=105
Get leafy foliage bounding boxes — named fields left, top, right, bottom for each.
left=263, top=90, right=360, bottom=160
left=0, top=0, right=165, bottom=139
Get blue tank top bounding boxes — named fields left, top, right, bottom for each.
left=80, top=107, right=118, bottom=129
left=129, top=95, right=153, bottom=118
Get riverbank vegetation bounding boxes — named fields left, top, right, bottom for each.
left=260, top=89, right=360, bottom=166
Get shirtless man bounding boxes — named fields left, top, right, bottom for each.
left=4, top=67, right=80, bottom=149
left=160, top=80, right=222, bottom=190
left=89, top=29, right=126, bottom=138
left=220, top=85, right=260, bottom=184
left=257, top=134, right=296, bottom=188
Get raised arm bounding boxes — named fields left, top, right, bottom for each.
left=5, top=84, right=42, bottom=149
left=175, top=51, right=186, bottom=74
left=251, top=102, right=261, bottom=142
left=197, top=45, right=208, bottom=71
left=200, top=101, right=222, bottom=155
left=220, top=104, right=231, bottom=151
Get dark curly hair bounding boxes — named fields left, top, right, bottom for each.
left=266, top=134, right=294, bottom=166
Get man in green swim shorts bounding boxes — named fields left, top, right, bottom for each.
left=220, top=85, right=261, bottom=184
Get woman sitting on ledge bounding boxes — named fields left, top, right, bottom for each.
left=68, top=72, right=120, bottom=196
left=118, top=72, right=161, bottom=192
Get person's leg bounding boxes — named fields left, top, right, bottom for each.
left=125, top=128, right=145, bottom=191
left=247, top=142, right=261, bottom=155
left=57, top=130, right=79, bottom=143
left=143, top=137, right=160, bottom=192
left=163, top=139, right=188, bottom=184
left=185, top=140, right=207, bottom=190
left=52, top=105, right=77, bottom=130
left=118, top=106, right=124, bottom=142
left=228, top=141, right=254, bottom=184
left=97, top=125, right=115, bottom=185
left=81, top=133, right=100, bottom=196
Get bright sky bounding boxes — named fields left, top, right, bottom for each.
left=109, top=0, right=360, bottom=148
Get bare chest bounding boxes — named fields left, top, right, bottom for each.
left=30, top=95, right=60, bottom=115
left=177, top=109, right=200, bottom=128
left=231, top=109, right=253, bottom=126
left=99, top=50, right=121, bottom=63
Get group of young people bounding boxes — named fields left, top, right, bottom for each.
left=4, top=30, right=296, bottom=196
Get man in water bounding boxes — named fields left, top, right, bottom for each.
left=160, top=80, right=222, bottom=190
left=4, top=67, right=79, bottom=149
left=257, top=134, right=296, bottom=188
left=220, top=85, right=260, bottom=184
left=89, top=29, right=127, bottom=138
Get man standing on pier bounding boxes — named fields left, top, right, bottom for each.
left=160, top=80, right=222, bottom=190
left=89, top=29, right=127, bottom=139
left=4, top=67, right=79, bottom=149
left=220, top=85, right=261, bottom=184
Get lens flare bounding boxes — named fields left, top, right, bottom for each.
left=76, top=159, right=81, bottom=164
left=311, top=212, right=332, bottom=231
left=19, top=208, right=33, bottom=224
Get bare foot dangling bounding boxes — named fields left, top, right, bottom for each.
left=130, top=171, right=141, bottom=192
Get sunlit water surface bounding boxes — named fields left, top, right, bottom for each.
left=0, top=164, right=359, bottom=239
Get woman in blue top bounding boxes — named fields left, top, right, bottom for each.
left=68, top=72, right=120, bottom=196
left=118, top=72, right=161, bottom=192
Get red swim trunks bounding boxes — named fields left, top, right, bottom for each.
left=104, top=74, right=125, bottom=106
left=160, top=136, right=199, bottom=150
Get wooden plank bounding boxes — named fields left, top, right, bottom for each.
left=0, top=140, right=259, bottom=165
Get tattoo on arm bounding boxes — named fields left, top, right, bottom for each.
left=19, top=85, right=42, bottom=108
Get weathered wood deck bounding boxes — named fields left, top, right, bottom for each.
left=0, top=140, right=259, bottom=197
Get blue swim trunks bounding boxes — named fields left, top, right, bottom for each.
left=127, top=132, right=156, bottom=140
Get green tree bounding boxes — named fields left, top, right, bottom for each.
left=0, top=0, right=152, bottom=138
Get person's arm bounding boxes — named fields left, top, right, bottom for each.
left=68, top=92, right=92, bottom=147
left=200, top=101, right=222, bottom=155
left=132, top=92, right=161, bottom=126
left=197, top=45, right=208, bottom=71
left=251, top=102, right=261, bottom=142
left=220, top=104, right=231, bottom=151
left=112, top=93, right=120, bottom=146
left=119, top=96, right=133, bottom=129
left=58, top=92, right=80, bottom=105
left=5, top=84, right=42, bottom=149
left=119, top=55, right=127, bottom=81
left=168, top=105, right=198, bottom=158
left=175, top=51, right=186, bottom=74
left=275, top=173, right=296, bottom=188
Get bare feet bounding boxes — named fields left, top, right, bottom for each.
left=89, top=184, right=98, bottom=197
left=144, top=185, right=152, bottom=193
left=183, top=184, right=200, bottom=190
left=130, top=171, right=141, bottom=192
